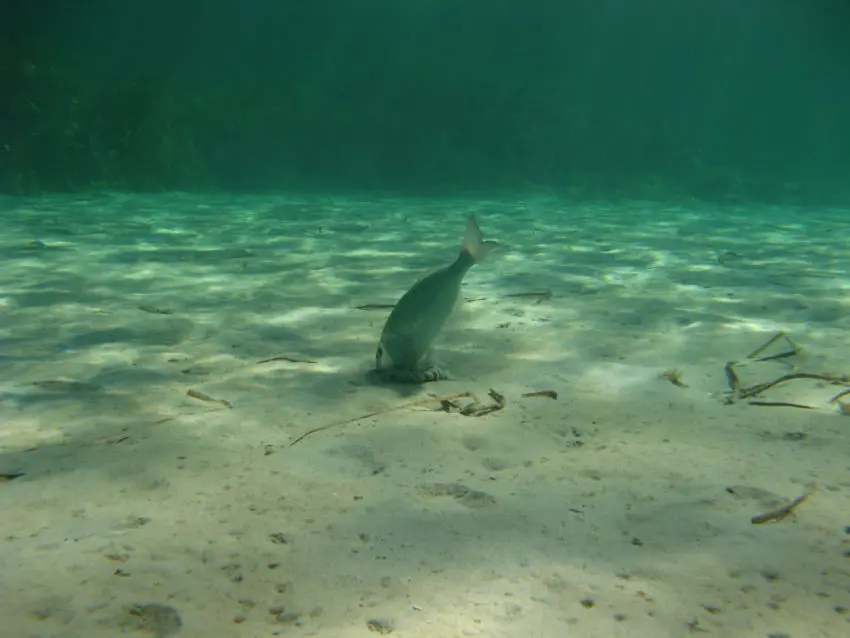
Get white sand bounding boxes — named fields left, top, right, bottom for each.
left=1, top=192, right=848, bottom=637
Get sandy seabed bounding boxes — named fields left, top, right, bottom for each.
left=1, top=192, right=849, bottom=638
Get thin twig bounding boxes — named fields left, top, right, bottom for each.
left=353, top=304, right=395, bottom=310
left=288, top=392, right=474, bottom=447
left=186, top=389, right=233, bottom=409
left=828, top=388, right=850, bottom=404
left=745, top=331, right=796, bottom=360
left=724, top=361, right=740, bottom=396
left=521, top=390, right=558, bottom=400
left=739, top=372, right=846, bottom=399
left=747, top=401, right=815, bottom=409
left=256, top=355, right=318, bottom=364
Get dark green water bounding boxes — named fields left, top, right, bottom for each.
left=2, top=0, right=849, bottom=203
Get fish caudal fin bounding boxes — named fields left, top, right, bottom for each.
left=461, top=215, right=499, bottom=263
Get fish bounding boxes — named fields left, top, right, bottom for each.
left=375, top=215, right=499, bottom=383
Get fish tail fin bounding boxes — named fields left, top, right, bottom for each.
left=461, top=215, right=499, bottom=263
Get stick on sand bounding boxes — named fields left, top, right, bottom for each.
left=289, top=392, right=474, bottom=447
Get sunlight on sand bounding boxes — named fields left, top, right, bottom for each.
left=1, top=193, right=849, bottom=637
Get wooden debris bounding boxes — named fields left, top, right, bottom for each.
left=354, top=304, right=395, bottom=310
left=31, top=380, right=100, bottom=392
left=286, top=386, right=569, bottom=446
left=289, top=392, right=474, bottom=447
left=137, top=305, right=174, bottom=315
left=751, top=484, right=816, bottom=525
left=358, top=292, right=553, bottom=311
left=722, top=333, right=850, bottom=410
left=747, top=401, right=815, bottom=410
left=483, top=388, right=506, bottom=414
left=745, top=331, right=797, bottom=362
left=521, top=390, right=558, bottom=400
left=81, top=433, right=132, bottom=448
left=256, top=355, right=318, bottom=365
left=829, top=387, right=850, bottom=415
left=739, top=372, right=847, bottom=400
left=442, top=388, right=507, bottom=417
left=660, top=368, right=688, bottom=388
left=503, top=291, right=552, bottom=304
left=724, top=361, right=741, bottom=397
left=186, top=388, right=233, bottom=409
left=828, top=388, right=850, bottom=404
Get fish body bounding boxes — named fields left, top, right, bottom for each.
left=376, top=216, right=498, bottom=383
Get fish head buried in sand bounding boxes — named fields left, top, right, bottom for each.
left=375, top=215, right=500, bottom=383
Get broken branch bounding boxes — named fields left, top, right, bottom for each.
left=288, top=392, right=474, bottom=447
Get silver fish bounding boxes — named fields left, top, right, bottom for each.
left=376, top=215, right=499, bottom=383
